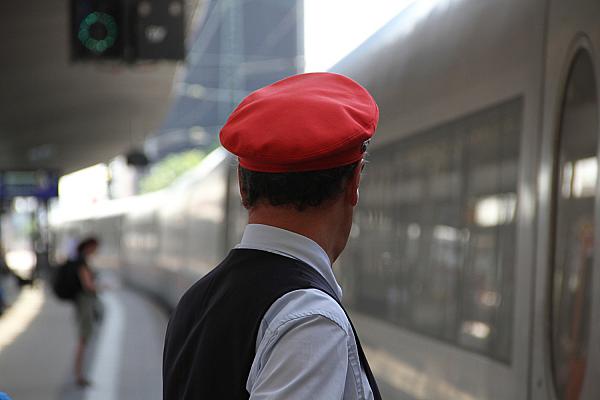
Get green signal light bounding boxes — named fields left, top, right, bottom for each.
left=85, top=13, right=98, bottom=25
left=78, top=11, right=118, bottom=54
left=78, top=29, right=89, bottom=42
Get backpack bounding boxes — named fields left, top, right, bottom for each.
left=52, top=260, right=82, bottom=301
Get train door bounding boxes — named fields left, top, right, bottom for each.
left=533, top=1, right=600, bottom=399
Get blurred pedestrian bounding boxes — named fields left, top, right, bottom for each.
left=0, top=247, right=10, bottom=314
left=163, top=73, right=382, bottom=399
left=0, top=259, right=7, bottom=314
left=71, top=236, right=101, bottom=387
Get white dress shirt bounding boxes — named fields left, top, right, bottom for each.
left=236, top=224, right=374, bottom=400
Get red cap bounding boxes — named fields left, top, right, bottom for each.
left=219, top=72, right=378, bottom=172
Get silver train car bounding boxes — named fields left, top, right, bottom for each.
left=51, top=0, right=600, bottom=399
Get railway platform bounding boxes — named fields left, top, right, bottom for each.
left=0, top=271, right=168, bottom=400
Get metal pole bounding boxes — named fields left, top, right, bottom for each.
left=219, top=0, right=244, bottom=253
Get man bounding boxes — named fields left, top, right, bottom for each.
left=163, top=72, right=381, bottom=399
left=73, top=237, right=101, bottom=387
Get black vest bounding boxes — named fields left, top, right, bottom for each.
left=163, top=248, right=382, bottom=399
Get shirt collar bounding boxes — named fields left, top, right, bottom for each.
left=235, top=223, right=343, bottom=299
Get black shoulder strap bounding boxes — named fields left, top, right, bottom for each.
left=281, top=255, right=383, bottom=400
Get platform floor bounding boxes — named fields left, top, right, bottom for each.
left=0, top=272, right=168, bottom=400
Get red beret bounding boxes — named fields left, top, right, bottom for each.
left=219, top=72, right=379, bottom=172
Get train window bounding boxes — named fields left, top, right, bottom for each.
left=339, top=97, right=522, bottom=362
left=550, top=50, right=598, bottom=400
left=458, top=103, right=521, bottom=362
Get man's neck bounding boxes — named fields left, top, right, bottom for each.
left=247, top=205, right=343, bottom=264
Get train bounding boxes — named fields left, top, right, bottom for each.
left=50, top=0, right=600, bottom=399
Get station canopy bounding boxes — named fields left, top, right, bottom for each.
left=0, top=0, right=302, bottom=175
left=0, top=1, right=181, bottom=174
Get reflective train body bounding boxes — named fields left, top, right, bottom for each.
left=51, top=0, right=600, bottom=399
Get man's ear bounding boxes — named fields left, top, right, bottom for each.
left=238, top=166, right=249, bottom=208
left=345, top=160, right=364, bottom=207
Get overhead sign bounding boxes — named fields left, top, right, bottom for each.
left=70, top=0, right=185, bottom=62
left=0, top=171, right=59, bottom=200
